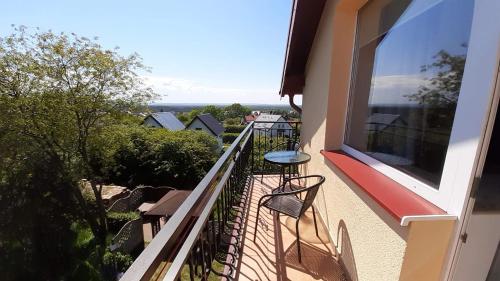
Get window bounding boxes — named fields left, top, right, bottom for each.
left=345, top=0, right=474, bottom=189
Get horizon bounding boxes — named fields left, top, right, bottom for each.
left=148, top=102, right=295, bottom=106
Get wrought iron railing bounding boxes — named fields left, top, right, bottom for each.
left=252, top=121, right=301, bottom=175
left=120, top=120, right=301, bottom=281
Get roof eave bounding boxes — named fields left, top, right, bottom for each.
left=279, top=0, right=327, bottom=97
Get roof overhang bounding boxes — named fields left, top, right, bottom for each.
left=279, top=0, right=327, bottom=97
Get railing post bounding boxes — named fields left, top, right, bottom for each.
left=251, top=123, right=254, bottom=174
left=294, top=122, right=299, bottom=145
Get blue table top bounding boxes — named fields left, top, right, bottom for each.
left=264, top=150, right=311, bottom=165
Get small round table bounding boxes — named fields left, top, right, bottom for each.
left=264, top=151, right=311, bottom=188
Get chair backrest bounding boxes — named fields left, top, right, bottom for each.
left=297, top=175, right=325, bottom=216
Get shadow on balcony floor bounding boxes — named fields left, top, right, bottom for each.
left=232, top=175, right=347, bottom=281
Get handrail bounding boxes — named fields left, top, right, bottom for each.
left=120, top=122, right=254, bottom=281
left=253, top=120, right=301, bottom=123
left=164, top=156, right=236, bottom=280
left=162, top=129, right=254, bottom=280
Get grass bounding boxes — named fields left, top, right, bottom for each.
left=150, top=259, right=226, bottom=281
left=179, top=259, right=226, bottom=281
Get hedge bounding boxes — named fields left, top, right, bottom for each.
left=107, top=211, right=140, bottom=233
left=224, top=125, right=246, bottom=133
left=222, top=132, right=240, bottom=144
left=91, top=126, right=220, bottom=189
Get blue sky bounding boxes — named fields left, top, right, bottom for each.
left=1, top=0, right=298, bottom=104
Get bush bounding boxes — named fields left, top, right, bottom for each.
left=222, top=133, right=240, bottom=144
left=107, top=212, right=140, bottom=233
left=224, top=117, right=241, bottom=125
left=224, top=125, right=246, bottom=133
left=103, top=250, right=134, bottom=274
left=90, top=125, right=219, bottom=189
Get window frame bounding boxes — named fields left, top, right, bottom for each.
left=340, top=0, right=498, bottom=212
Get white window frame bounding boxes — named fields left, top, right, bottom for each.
left=341, top=0, right=500, bottom=214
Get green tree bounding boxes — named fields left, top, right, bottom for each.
left=93, top=126, right=219, bottom=188
left=406, top=49, right=466, bottom=108
left=224, top=117, right=242, bottom=125
left=188, top=109, right=202, bottom=121
left=177, top=112, right=190, bottom=124
left=202, top=105, right=223, bottom=121
left=0, top=26, right=153, bottom=251
left=223, top=103, right=251, bottom=119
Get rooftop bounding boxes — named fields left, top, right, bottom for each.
left=254, top=114, right=285, bottom=129
left=188, top=113, right=225, bottom=136
left=149, top=112, right=186, bottom=131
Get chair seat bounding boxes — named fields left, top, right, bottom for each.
left=264, top=195, right=303, bottom=218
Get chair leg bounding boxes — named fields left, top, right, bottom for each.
left=296, top=219, right=301, bottom=263
left=279, top=166, right=283, bottom=187
left=253, top=204, right=262, bottom=242
left=311, top=206, right=319, bottom=237
left=261, top=161, right=266, bottom=183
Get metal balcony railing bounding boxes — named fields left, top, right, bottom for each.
left=120, top=120, right=301, bottom=281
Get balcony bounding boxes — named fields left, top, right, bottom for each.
left=120, top=121, right=347, bottom=281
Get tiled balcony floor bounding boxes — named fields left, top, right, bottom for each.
left=234, top=175, right=347, bottom=281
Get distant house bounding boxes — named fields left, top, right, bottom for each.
left=243, top=114, right=258, bottom=124
left=143, top=112, right=185, bottom=131
left=186, top=113, right=224, bottom=147
left=253, top=114, right=293, bottom=137
left=365, top=113, right=406, bottom=133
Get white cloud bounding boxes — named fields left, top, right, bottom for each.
left=369, top=74, right=430, bottom=105
left=141, top=75, right=296, bottom=104
left=372, top=74, right=428, bottom=89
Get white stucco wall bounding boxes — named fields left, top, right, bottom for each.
left=299, top=1, right=457, bottom=280
left=299, top=1, right=408, bottom=280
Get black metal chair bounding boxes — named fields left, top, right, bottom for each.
left=253, top=175, right=325, bottom=263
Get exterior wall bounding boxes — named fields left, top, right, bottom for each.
left=299, top=0, right=455, bottom=280
left=400, top=221, right=455, bottom=281
left=187, top=119, right=223, bottom=147
left=144, top=116, right=162, bottom=128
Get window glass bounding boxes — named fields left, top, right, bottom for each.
left=345, top=0, right=474, bottom=188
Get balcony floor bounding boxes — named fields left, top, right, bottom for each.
left=234, top=175, right=347, bottom=281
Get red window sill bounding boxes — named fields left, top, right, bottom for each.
left=320, top=150, right=453, bottom=226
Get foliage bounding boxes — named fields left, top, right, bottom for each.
left=91, top=125, right=219, bottom=188
left=222, top=132, right=240, bottom=144
left=223, top=103, right=251, bottom=119
left=406, top=49, right=466, bottom=108
left=0, top=27, right=153, bottom=280
left=0, top=152, right=81, bottom=280
left=103, top=250, right=134, bottom=273
left=268, top=109, right=300, bottom=119
left=188, top=109, right=202, bottom=121
left=107, top=211, right=140, bottom=222
left=178, top=103, right=250, bottom=125
left=177, top=112, right=190, bottom=124
left=202, top=105, right=224, bottom=121
left=224, top=125, right=246, bottom=133
left=106, top=211, right=140, bottom=233
left=224, top=117, right=242, bottom=125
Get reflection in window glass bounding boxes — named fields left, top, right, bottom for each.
left=345, top=0, right=474, bottom=188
